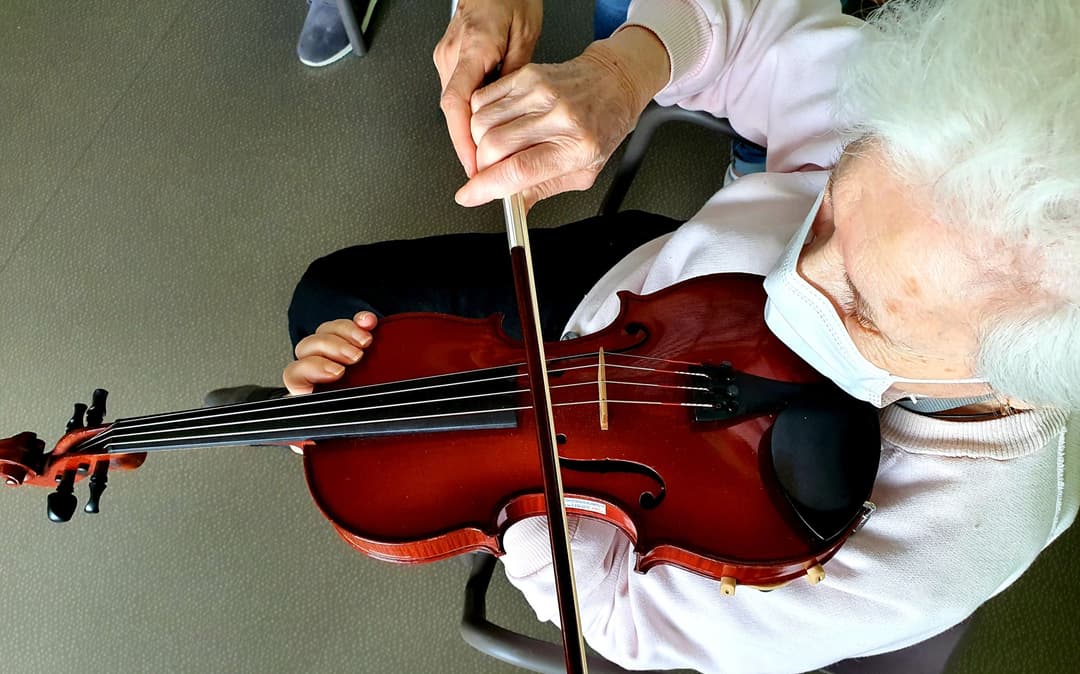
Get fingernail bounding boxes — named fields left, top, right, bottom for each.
left=325, top=363, right=345, bottom=376
left=343, top=346, right=363, bottom=361
left=455, top=187, right=474, bottom=206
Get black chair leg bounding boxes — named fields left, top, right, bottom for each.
left=336, top=0, right=371, bottom=58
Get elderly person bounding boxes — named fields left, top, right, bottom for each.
left=278, top=0, right=1078, bottom=670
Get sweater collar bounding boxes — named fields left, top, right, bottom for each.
left=880, top=405, right=1068, bottom=459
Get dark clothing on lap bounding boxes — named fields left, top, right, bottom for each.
left=287, top=210, right=681, bottom=348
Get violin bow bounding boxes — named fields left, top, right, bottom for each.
left=503, top=192, right=589, bottom=673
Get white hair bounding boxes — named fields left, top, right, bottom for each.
left=835, top=0, right=1080, bottom=410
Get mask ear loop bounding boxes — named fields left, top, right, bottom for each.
left=886, top=380, right=999, bottom=411
left=991, top=389, right=1026, bottom=416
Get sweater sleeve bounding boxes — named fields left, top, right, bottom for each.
left=499, top=409, right=1070, bottom=672
left=621, top=0, right=864, bottom=173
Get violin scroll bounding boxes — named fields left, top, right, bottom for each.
left=0, top=432, right=47, bottom=487
left=4, top=389, right=147, bottom=522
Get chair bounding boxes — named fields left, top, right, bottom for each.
left=598, top=102, right=759, bottom=217
left=336, top=0, right=376, bottom=58
left=461, top=553, right=664, bottom=674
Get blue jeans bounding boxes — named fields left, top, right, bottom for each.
left=594, top=0, right=630, bottom=39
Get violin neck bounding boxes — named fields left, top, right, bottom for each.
left=85, top=379, right=520, bottom=456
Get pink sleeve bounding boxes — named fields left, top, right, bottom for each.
left=622, top=0, right=864, bottom=172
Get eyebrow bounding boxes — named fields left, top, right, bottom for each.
left=826, top=153, right=850, bottom=209
left=832, top=149, right=855, bottom=190
left=843, top=271, right=878, bottom=327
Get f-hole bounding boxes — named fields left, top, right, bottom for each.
left=560, top=457, right=666, bottom=509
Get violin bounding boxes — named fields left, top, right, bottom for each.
left=0, top=273, right=879, bottom=598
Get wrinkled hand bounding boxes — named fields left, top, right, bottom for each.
left=456, top=27, right=670, bottom=210
left=283, top=312, right=378, bottom=395
left=434, top=0, right=543, bottom=178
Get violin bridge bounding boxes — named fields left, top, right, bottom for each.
left=597, top=348, right=609, bottom=431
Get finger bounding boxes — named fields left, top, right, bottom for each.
left=501, top=31, right=537, bottom=76
left=471, top=71, right=520, bottom=113
left=353, top=310, right=378, bottom=330
left=441, top=53, right=494, bottom=178
left=432, top=32, right=458, bottom=91
left=313, top=318, right=374, bottom=349
left=295, top=333, right=368, bottom=364
left=456, top=142, right=572, bottom=207
left=521, top=169, right=599, bottom=210
left=470, top=95, right=530, bottom=152
left=283, top=356, right=348, bottom=395
left=474, top=111, right=559, bottom=173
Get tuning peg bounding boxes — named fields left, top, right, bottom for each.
left=66, top=403, right=88, bottom=433
left=83, top=461, right=109, bottom=514
left=47, top=470, right=78, bottom=523
left=86, top=389, right=109, bottom=427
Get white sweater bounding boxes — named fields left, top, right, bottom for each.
left=497, top=1, right=1080, bottom=672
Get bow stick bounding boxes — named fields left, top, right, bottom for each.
left=503, top=192, right=589, bottom=673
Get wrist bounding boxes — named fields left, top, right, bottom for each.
left=587, top=26, right=671, bottom=112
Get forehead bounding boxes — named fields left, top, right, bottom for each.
left=832, top=150, right=979, bottom=323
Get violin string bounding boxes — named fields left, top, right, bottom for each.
left=128, top=350, right=705, bottom=425
left=77, top=377, right=712, bottom=454
left=79, top=362, right=695, bottom=451
left=79, top=351, right=707, bottom=450
left=114, top=363, right=699, bottom=435
left=95, top=398, right=717, bottom=454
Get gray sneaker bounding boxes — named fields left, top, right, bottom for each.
left=297, top=0, right=376, bottom=67
left=202, top=384, right=289, bottom=408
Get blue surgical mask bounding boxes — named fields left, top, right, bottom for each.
left=762, top=189, right=988, bottom=408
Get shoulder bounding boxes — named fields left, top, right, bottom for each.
left=640, top=170, right=828, bottom=291
left=846, top=408, right=1070, bottom=602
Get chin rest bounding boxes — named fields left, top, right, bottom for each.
left=769, top=387, right=881, bottom=541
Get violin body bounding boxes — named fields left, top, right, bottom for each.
left=1, top=273, right=878, bottom=591
left=305, top=273, right=880, bottom=589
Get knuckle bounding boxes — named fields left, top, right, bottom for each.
left=575, top=172, right=598, bottom=191
left=283, top=361, right=299, bottom=381
left=458, top=10, right=478, bottom=33
left=576, top=134, right=600, bottom=159
left=294, top=336, right=317, bottom=358
left=315, top=318, right=347, bottom=335
left=535, top=81, right=558, bottom=103
left=586, top=145, right=606, bottom=167
left=439, top=90, right=462, bottom=113
left=502, top=157, right=529, bottom=188
left=470, top=109, right=488, bottom=134
left=475, top=139, right=503, bottom=171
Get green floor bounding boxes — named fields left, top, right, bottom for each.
left=0, top=1, right=1075, bottom=672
